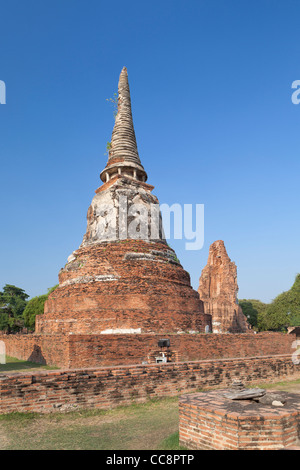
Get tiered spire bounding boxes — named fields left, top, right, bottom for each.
left=100, top=67, right=147, bottom=183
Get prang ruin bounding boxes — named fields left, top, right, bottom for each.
left=198, top=240, right=251, bottom=333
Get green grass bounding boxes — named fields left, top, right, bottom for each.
left=250, top=377, right=300, bottom=390
left=0, top=397, right=182, bottom=450
left=0, top=356, right=58, bottom=373
left=157, top=432, right=187, bottom=450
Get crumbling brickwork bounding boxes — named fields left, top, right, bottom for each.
left=179, top=390, right=300, bottom=450
left=0, top=332, right=296, bottom=369
left=36, top=239, right=208, bottom=335
left=0, top=355, right=299, bottom=415
left=35, top=67, right=211, bottom=337
left=198, top=240, right=250, bottom=333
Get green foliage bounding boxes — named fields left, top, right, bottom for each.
left=254, top=274, right=300, bottom=331
left=290, top=314, right=300, bottom=327
left=0, top=312, right=9, bottom=332
left=239, top=278, right=300, bottom=331
left=238, top=300, right=258, bottom=328
left=0, top=285, right=29, bottom=333
left=169, top=253, right=180, bottom=264
left=1, top=285, right=28, bottom=302
left=239, top=298, right=269, bottom=330
left=47, top=285, right=58, bottom=295
left=106, top=92, right=118, bottom=119
left=259, top=274, right=300, bottom=331
left=104, top=141, right=111, bottom=157
left=23, top=294, right=48, bottom=331
left=23, top=285, right=58, bottom=331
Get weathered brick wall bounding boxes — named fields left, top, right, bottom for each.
left=179, top=390, right=300, bottom=450
left=0, top=332, right=296, bottom=369
left=36, top=240, right=210, bottom=335
left=0, top=335, right=69, bottom=368
left=0, top=354, right=299, bottom=414
left=67, top=332, right=296, bottom=368
left=198, top=240, right=250, bottom=333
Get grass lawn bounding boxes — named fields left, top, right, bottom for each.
left=0, top=356, right=58, bottom=373
left=251, top=377, right=300, bottom=393
left=0, top=397, right=185, bottom=450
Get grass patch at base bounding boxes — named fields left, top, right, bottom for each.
left=250, top=377, right=300, bottom=390
left=0, top=356, right=58, bottom=373
left=157, top=432, right=187, bottom=450
left=0, top=397, right=180, bottom=450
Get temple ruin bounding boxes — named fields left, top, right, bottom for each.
left=198, top=240, right=250, bottom=333
left=36, top=67, right=211, bottom=338
left=0, top=69, right=299, bottom=420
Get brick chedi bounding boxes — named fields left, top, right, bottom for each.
left=198, top=240, right=250, bottom=333
left=36, top=67, right=211, bottom=336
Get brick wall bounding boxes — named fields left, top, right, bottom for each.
left=67, top=332, right=297, bottom=367
left=0, top=334, right=69, bottom=368
left=0, top=332, right=296, bottom=369
left=0, top=354, right=299, bottom=414
left=179, top=389, right=300, bottom=450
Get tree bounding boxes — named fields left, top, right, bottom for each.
left=238, top=301, right=258, bottom=328
left=239, top=299, right=269, bottom=330
left=0, top=310, right=9, bottom=332
left=260, top=274, right=300, bottom=331
left=23, top=285, right=58, bottom=331
left=0, top=285, right=29, bottom=333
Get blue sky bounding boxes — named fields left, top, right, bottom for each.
left=0, top=0, right=300, bottom=303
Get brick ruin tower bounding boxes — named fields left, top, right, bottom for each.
left=198, top=240, right=250, bottom=333
left=36, top=67, right=211, bottom=337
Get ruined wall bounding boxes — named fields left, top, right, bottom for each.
left=0, top=355, right=299, bottom=414
left=0, top=335, right=69, bottom=368
left=179, top=390, right=300, bottom=450
left=0, top=332, right=296, bottom=369
left=66, top=332, right=297, bottom=367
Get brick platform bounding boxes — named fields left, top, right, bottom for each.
left=36, top=240, right=210, bottom=336
left=179, top=389, right=300, bottom=450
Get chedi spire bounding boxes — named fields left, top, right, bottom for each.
left=35, top=67, right=212, bottom=339
left=100, top=67, right=147, bottom=183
